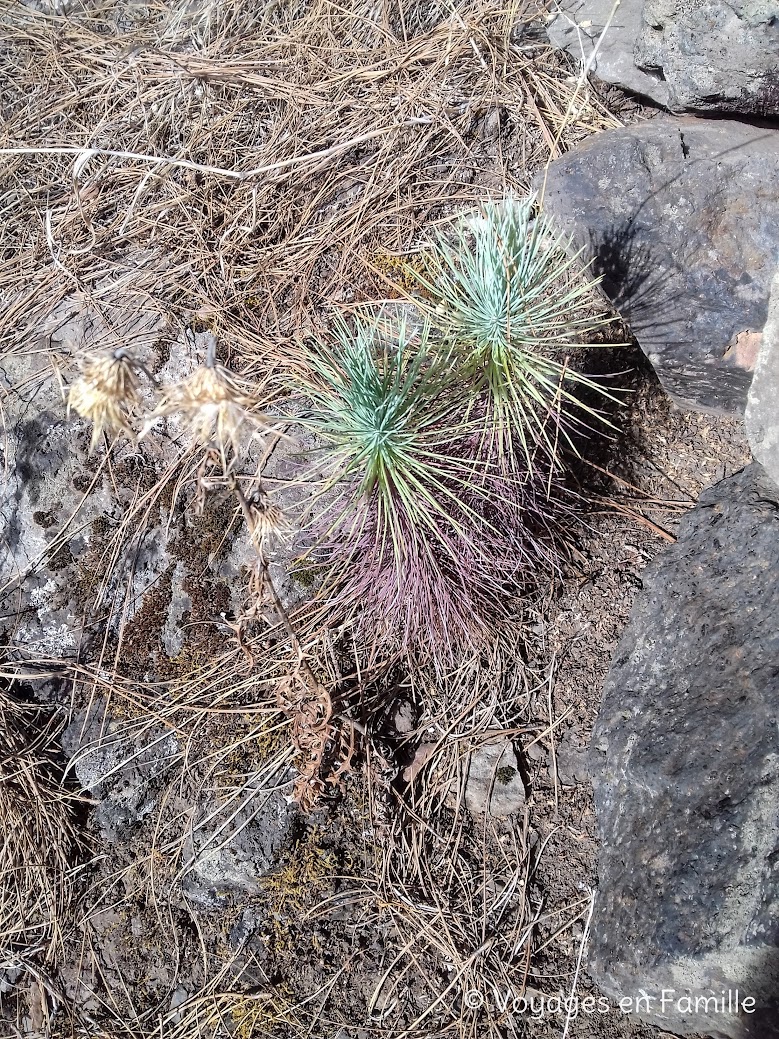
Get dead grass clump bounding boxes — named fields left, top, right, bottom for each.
left=289, top=650, right=543, bottom=1036
left=0, top=689, right=79, bottom=966
left=0, top=0, right=619, bottom=390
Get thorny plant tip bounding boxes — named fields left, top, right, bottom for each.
left=245, top=492, right=291, bottom=551
left=69, top=337, right=271, bottom=466
left=407, top=194, right=619, bottom=465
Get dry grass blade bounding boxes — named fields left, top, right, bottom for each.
left=0, top=0, right=619, bottom=388
left=0, top=689, right=80, bottom=967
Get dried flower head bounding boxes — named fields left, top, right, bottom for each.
left=153, top=363, right=268, bottom=461
left=246, top=493, right=290, bottom=549
left=68, top=351, right=140, bottom=451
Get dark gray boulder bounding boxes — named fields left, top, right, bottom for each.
left=636, top=0, right=779, bottom=116
left=590, top=463, right=779, bottom=1038
left=545, top=1, right=779, bottom=117
left=537, top=116, right=779, bottom=415
left=546, top=0, right=670, bottom=107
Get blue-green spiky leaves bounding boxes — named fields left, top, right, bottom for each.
left=408, top=194, right=617, bottom=464
left=296, top=193, right=622, bottom=660
left=304, top=312, right=478, bottom=562
left=300, top=312, right=519, bottom=659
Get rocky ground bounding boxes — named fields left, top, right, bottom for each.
left=1, top=2, right=778, bottom=1038
left=0, top=353, right=753, bottom=1039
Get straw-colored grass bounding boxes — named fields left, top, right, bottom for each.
left=0, top=689, right=79, bottom=967
left=0, top=0, right=619, bottom=386
left=0, top=0, right=625, bottom=1033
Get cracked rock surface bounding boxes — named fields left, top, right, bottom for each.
left=538, top=116, right=779, bottom=415
left=590, top=463, right=779, bottom=1039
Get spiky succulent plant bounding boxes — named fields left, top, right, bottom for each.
left=295, top=197, right=623, bottom=661
left=300, top=312, right=523, bottom=660
left=407, top=194, right=616, bottom=466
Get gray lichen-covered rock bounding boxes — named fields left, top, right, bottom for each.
left=538, top=116, right=779, bottom=415
left=462, top=739, right=526, bottom=817
left=180, top=774, right=297, bottom=906
left=545, top=0, right=779, bottom=116
left=0, top=349, right=115, bottom=658
left=746, top=269, right=779, bottom=488
left=590, top=463, right=779, bottom=1038
left=546, top=0, right=670, bottom=106
left=62, top=700, right=181, bottom=842
left=62, top=699, right=298, bottom=901
left=0, top=314, right=271, bottom=677
left=636, top=0, right=779, bottom=116
left=1, top=317, right=168, bottom=663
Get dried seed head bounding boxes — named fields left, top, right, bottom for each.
left=68, top=352, right=140, bottom=451
left=156, top=364, right=267, bottom=458
left=247, top=494, right=290, bottom=549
